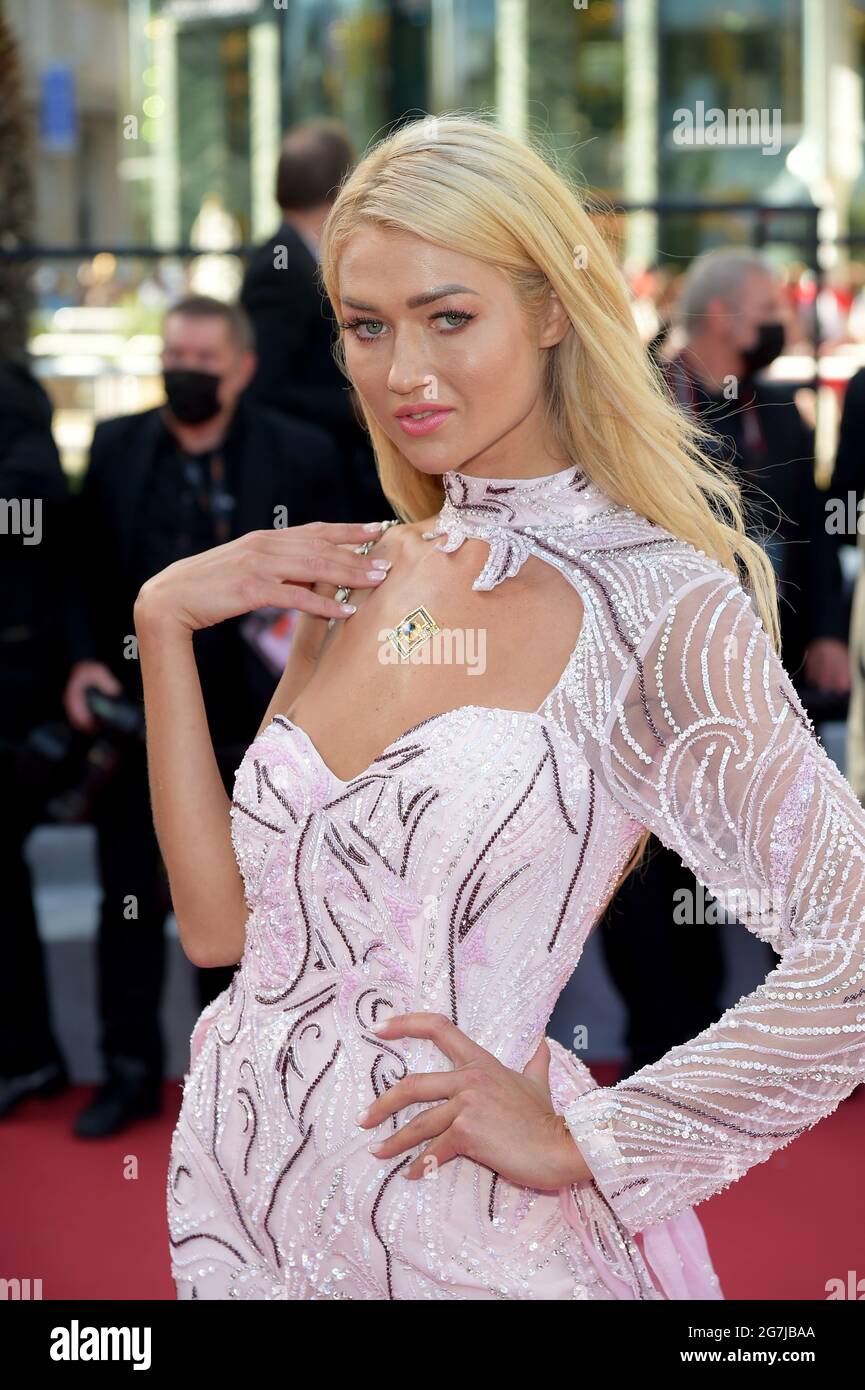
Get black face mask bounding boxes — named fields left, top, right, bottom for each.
left=163, top=368, right=222, bottom=424
left=740, top=320, right=785, bottom=377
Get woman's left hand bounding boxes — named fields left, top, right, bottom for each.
left=355, top=1011, right=592, bottom=1190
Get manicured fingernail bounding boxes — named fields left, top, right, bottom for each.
left=370, top=1020, right=389, bottom=1034
left=355, top=1106, right=371, bottom=1125
left=367, top=569, right=387, bottom=580
left=370, top=558, right=392, bottom=569
left=363, top=521, right=383, bottom=531
left=340, top=603, right=357, bottom=614
left=368, top=1140, right=386, bottom=1154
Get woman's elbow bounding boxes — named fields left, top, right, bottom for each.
left=176, top=913, right=247, bottom=969
left=185, top=940, right=245, bottom=970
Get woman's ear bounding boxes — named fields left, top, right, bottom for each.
left=539, top=288, right=572, bottom=349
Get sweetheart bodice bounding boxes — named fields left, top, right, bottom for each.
left=260, top=704, right=560, bottom=789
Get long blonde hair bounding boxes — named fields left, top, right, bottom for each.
left=319, top=113, right=783, bottom=884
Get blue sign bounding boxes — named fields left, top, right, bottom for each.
left=40, top=65, right=77, bottom=154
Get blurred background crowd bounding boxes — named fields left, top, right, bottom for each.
left=4, top=0, right=865, bottom=1145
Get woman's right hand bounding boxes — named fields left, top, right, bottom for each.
left=132, top=521, right=391, bottom=634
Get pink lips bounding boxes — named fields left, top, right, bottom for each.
left=396, top=408, right=454, bottom=437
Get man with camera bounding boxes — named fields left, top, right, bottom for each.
left=57, top=293, right=352, bottom=1137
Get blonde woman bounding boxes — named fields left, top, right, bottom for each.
left=137, top=115, right=865, bottom=1300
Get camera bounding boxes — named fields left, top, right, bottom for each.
left=14, top=686, right=146, bottom=825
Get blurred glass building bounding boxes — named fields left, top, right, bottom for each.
left=132, top=1, right=865, bottom=250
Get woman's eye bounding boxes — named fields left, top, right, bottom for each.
left=438, top=310, right=474, bottom=329
left=346, top=319, right=385, bottom=342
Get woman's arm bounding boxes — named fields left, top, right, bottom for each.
left=562, top=571, right=865, bottom=1234
left=136, top=610, right=244, bottom=968
left=133, top=522, right=388, bottom=969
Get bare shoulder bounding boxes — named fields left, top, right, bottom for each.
left=367, top=515, right=430, bottom=556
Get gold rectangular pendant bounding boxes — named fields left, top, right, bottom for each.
left=387, top=605, right=440, bottom=658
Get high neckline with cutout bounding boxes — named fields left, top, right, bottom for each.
left=421, top=462, right=617, bottom=590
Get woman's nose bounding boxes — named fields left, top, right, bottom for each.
left=386, top=332, right=436, bottom=394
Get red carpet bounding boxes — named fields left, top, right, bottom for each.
left=1, top=1068, right=862, bottom=1301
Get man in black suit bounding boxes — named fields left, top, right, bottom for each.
left=240, top=117, right=388, bottom=519
left=659, top=248, right=849, bottom=692
left=600, top=247, right=850, bottom=1080
left=62, top=294, right=353, bottom=1137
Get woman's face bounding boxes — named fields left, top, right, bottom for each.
left=337, top=226, right=571, bottom=480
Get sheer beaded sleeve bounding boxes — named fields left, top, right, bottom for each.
left=561, top=568, right=865, bottom=1235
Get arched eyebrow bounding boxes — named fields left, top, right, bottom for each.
left=340, top=284, right=480, bottom=312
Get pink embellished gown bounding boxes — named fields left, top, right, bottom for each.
left=167, top=463, right=865, bottom=1299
